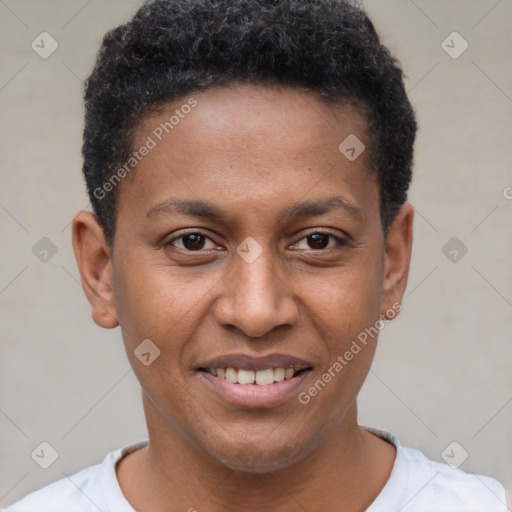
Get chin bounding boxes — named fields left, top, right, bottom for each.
left=201, top=431, right=311, bottom=473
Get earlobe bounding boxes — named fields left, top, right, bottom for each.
left=380, top=203, right=414, bottom=318
left=71, top=211, right=119, bottom=329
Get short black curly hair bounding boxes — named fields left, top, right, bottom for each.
left=82, top=0, right=417, bottom=248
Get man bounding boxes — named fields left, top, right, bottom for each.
left=4, top=0, right=507, bottom=510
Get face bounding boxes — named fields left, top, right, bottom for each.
left=73, top=84, right=412, bottom=472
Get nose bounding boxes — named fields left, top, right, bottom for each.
left=213, top=249, right=299, bottom=339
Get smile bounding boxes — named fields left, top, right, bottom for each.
left=198, top=368, right=311, bottom=408
left=201, top=367, right=307, bottom=385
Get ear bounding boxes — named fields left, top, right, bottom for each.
left=380, top=203, right=414, bottom=318
left=71, top=211, right=119, bottom=329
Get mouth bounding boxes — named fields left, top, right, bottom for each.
left=196, top=354, right=313, bottom=408
left=198, top=366, right=309, bottom=385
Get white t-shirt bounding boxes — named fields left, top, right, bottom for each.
left=3, top=427, right=508, bottom=512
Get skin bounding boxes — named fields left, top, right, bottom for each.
left=72, top=84, right=413, bottom=512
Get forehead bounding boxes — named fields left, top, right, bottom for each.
left=137, top=84, right=370, bottom=157
left=116, top=84, right=378, bottom=227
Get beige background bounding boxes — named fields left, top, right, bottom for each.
left=1, top=0, right=511, bottom=507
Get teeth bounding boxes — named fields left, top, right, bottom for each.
left=237, top=369, right=255, bottom=384
left=225, top=367, right=238, bottom=383
left=274, top=368, right=285, bottom=382
left=207, top=367, right=304, bottom=385
left=255, top=369, right=274, bottom=385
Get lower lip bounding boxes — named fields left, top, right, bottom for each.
left=198, top=370, right=311, bottom=408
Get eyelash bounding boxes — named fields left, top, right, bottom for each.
left=166, top=230, right=347, bottom=252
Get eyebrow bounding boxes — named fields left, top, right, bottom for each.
left=146, top=198, right=227, bottom=220
left=145, top=196, right=363, bottom=221
left=281, top=196, right=363, bottom=220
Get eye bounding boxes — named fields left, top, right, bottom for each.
left=291, top=231, right=346, bottom=251
left=167, top=232, right=219, bottom=251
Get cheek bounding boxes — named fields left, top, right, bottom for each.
left=297, top=278, right=381, bottom=429
left=297, top=252, right=383, bottom=406
left=113, top=257, right=226, bottom=361
left=303, top=257, right=383, bottom=340
left=112, top=262, right=214, bottom=412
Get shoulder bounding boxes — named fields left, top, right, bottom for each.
left=365, top=426, right=508, bottom=512
left=2, top=440, right=148, bottom=512
left=399, top=444, right=507, bottom=510
left=2, top=464, right=103, bottom=512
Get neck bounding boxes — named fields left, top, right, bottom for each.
left=116, top=397, right=395, bottom=512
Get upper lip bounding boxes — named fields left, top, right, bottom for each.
left=197, top=353, right=313, bottom=372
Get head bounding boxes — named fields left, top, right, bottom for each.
left=73, top=0, right=416, bottom=471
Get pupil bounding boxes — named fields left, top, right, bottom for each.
left=184, top=234, right=205, bottom=250
left=308, top=233, right=329, bottom=249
